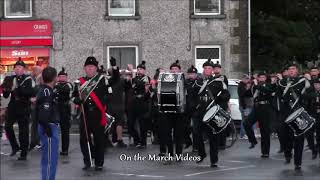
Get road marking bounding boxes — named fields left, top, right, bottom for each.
left=184, top=164, right=227, bottom=168
left=225, top=160, right=247, bottom=163
left=270, top=157, right=285, bottom=161
left=0, top=151, right=10, bottom=156
left=112, top=173, right=165, bottom=178
left=112, top=173, right=135, bottom=176
left=184, top=165, right=256, bottom=177
left=70, top=133, right=80, bottom=136
left=137, top=175, right=165, bottom=178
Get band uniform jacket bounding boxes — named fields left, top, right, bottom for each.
left=3, top=74, right=35, bottom=111
left=305, top=87, right=320, bottom=119
left=193, top=74, right=230, bottom=112
left=54, top=81, right=73, bottom=104
left=185, top=77, right=198, bottom=114
left=126, top=74, right=151, bottom=101
left=251, top=82, right=276, bottom=105
left=73, top=73, right=111, bottom=127
left=277, top=76, right=310, bottom=115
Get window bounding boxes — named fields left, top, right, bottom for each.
left=228, top=85, right=239, bottom=99
left=194, top=45, right=221, bottom=72
left=4, top=0, right=32, bottom=18
left=107, top=46, right=138, bottom=69
left=194, top=0, right=221, bottom=15
left=108, top=0, right=135, bottom=16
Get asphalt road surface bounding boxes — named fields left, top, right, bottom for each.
left=1, top=134, right=320, bottom=180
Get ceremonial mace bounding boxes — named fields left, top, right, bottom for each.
left=74, top=80, right=94, bottom=167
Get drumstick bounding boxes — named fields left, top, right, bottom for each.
left=206, top=91, right=222, bottom=110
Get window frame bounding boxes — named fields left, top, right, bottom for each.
left=4, top=0, right=32, bottom=18
left=106, top=45, right=139, bottom=69
left=107, top=0, right=136, bottom=17
left=193, top=0, right=221, bottom=16
left=194, top=45, right=221, bottom=72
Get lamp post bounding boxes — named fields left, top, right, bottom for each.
left=248, top=0, right=251, bottom=76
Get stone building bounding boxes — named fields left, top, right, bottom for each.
left=0, top=0, right=249, bottom=79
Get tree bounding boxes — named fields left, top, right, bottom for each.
left=252, top=0, right=320, bottom=72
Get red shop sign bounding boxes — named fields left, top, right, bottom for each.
left=0, top=38, right=52, bottom=47
left=0, top=48, right=50, bottom=58
left=0, top=20, right=52, bottom=37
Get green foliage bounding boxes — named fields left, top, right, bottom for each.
left=252, top=0, right=320, bottom=72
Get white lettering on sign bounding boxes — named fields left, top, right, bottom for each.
left=11, top=41, right=21, bottom=45
left=12, top=50, right=29, bottom=56
left=33, top=24, right=48, bottom=30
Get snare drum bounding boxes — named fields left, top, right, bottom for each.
left=202, top=105, right=232, bottom=134
left=285, top=107, right=315, bottom=136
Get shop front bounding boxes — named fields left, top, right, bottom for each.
left=0, top=20, right=52, bottom=74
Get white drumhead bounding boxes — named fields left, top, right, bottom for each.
left=285, top=108, right=304, bottom=123
left=203, top=106, right=219, bottom=122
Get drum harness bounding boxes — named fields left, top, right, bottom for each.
left=280, top=78, right=308, bottom=110
left=196, top=77, right=223, bottom=110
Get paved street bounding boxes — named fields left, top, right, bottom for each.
left=1, top=135, right=320, bottom=180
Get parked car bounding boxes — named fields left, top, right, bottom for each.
left=228, top=79, right=242, bottom=129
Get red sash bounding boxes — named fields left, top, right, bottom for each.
left=79, top=77, right=107, bottom=127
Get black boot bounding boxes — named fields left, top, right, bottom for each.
left=60, top=151, right=68, bottom=156
left=184, top=137, right=192, bottom=149
left=294, top=165, right=301, bottom=171
left=9, top=149, right=19, bottom=157
left=284, top=157, right=291, bottom=164
left=249, top=142, right=257, bottom=149
left=82, top=165, right=91, bottom=171
left=312, top=150, right=318, bottom=160
left=17, top=150, right=27, bottom=160
left=210, top=163, right=218, bottom=168
left=196, top=154, right=207, bottom=164
left=17, top=156, right=27, bottom=161
left=95, top=166, right=103, bottom=171
left=277, top=148, right=284, bottom=154
left=184, top=141, right=192, bottom=149
left=116, top=140, right=127, bottom=148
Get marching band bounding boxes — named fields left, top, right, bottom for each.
left=1, top=56, right=320, bottom=179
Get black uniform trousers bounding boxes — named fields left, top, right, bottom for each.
left=280, top=110, right=305, bottom=166
left=159, top=113, right=184, bottom=155
left=244, top=104, right=272, bottom=155
left=311, top=115, right=320, bottom=154
left=128, top=98, right=149, bottom=146
left=218, top=129, right=227, bottom=149
left=316, top=118, right=320, bottom=153
left=184, top=112, right=193, bottom=147
left=30, top=103, right=40, bottom=148
left=156, top=112, right=166, bottom=154
left=80, top=108, right=105, bottom=167
left=305, top=126, right=316, bottom=152
left=194, top=111, right=219, bottom=164
left=5, top=101, right=30, bottom=157
left=58, top=104, right=71, bottom=153
left=273, top=110, right=285, bottom=151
